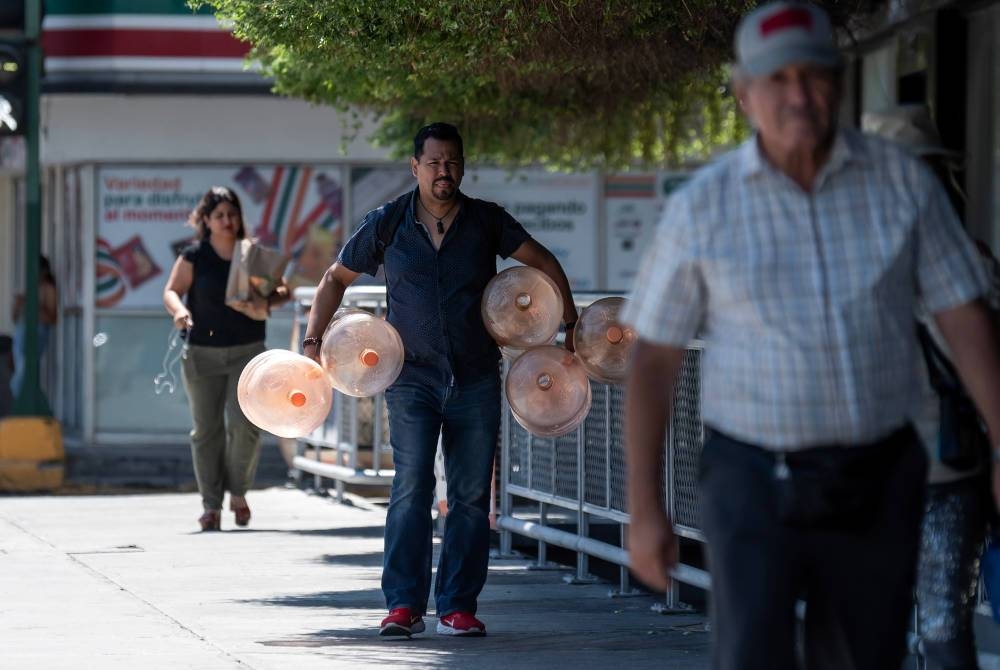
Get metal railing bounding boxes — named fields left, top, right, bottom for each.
left=497, top=329, right=709, bottom=604
left=289, top=284, right=1000, bottom=633
left=289, top=286, right=711, bottom=604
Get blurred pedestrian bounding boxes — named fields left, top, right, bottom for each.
left=163, top=186, right=289, bottom=531
left=10, top=254, right=58, bottom=397
left=0, top=334, right=13, bottom=418
left=865, top=104, right=999, bottom=670
left=622, top=3, right=1000, bottom=668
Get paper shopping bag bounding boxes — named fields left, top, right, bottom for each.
left=225, top=239, right=288, bottom=320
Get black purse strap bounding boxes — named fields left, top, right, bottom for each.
left=915, top=322, right=964, bottom=396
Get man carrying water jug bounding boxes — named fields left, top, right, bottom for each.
left=303, top=122, right=577, bottom=638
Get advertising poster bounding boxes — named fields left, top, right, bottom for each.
left=463, top=169, right=599, bottom=291
left=604, top=173, right=689, bottom=293
left=96, top=165, right=345, bottom=308
left=349, top=167, right=413, bottom=232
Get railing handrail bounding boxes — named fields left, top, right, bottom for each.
left=295, top=283, right=676, bottom=316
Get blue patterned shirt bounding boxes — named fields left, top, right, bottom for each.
left=339, top=187, right=531, bottom=387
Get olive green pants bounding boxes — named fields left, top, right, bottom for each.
left=181, top=341, right=266, bottom=511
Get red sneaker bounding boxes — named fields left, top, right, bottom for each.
left=379, top=607, right=425, bottom=637
left=436, top=611, right=486, bottom=636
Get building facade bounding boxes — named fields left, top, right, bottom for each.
left=0, top=1, right=685, bottom=448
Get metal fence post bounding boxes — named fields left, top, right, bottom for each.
left=576, top=422, right=589, bottom=582
left=664, top=372, right=682, bottom=610
left=498, top=370, right=515, bottom=558
left=537, top=500, right=549, bottom=567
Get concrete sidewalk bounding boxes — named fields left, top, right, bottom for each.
left=0, top=488, right=709, bottom=669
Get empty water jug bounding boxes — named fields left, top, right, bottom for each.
left=331, top=306, right=371, bottom=321
left=573, top=297, right=637, bottom=384
left=321, top=311, right=404, bottom=397
left=482, top=266, right=563, bottom=349
left=238, top=349, right=285, bottom=430
left=237, top=349, right=333, bottom=439
left=501, top=345, right=527, bottom=361
left=505, top=345, right=592, bottom=437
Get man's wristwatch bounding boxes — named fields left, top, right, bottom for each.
left=301, top=336, right=321, bottom=349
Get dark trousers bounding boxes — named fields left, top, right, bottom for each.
left=699, top=428, right=927, bottom=670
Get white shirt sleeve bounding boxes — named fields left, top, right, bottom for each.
left=621, top=190, right=706, bottom=347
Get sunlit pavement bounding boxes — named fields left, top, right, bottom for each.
left=0, top=487, right=709, bottom=669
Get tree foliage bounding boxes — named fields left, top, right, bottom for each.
left=196, top=1, right=856, bottom=170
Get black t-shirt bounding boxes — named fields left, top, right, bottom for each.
left=182, top=240, right=265, bottom=347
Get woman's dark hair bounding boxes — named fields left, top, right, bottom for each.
left=413, top=122, right=464, bottom=159
left=39, top=255, right=55, bottom=287
left=188, top=186, right=246, bottom=240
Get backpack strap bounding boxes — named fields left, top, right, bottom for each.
left=374, top=190, right=413, bottom=264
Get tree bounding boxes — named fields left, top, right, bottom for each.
left=196, top=1, right=854, bottom=170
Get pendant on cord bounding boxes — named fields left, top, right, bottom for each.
left=419, top=196, right=458, bottom=236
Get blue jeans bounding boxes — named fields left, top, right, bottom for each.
left=382, top=374, right=500, bottom=617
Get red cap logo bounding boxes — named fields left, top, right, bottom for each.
left=760, top=7, right=813, bottom=36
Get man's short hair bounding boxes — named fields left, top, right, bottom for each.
left=413, top=123, right=464, bottom=159
left=734, top=2, right=842, bottom=79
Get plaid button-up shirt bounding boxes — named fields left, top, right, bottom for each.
left=623, top=128, right=988, bottom=450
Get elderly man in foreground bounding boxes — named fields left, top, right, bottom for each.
left=622, top=2, right=1000, bottom=668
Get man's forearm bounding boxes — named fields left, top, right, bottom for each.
left=304, top=269, right=348, bottom=341
left=547, top=259, right=578, bottom=325
left=624, top=342, right=685, bottom=516
left=529, top=252, right=578, bottom=324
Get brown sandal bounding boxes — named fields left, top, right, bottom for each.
left=230, top=501, right=251, bottom=528
left=198, top=510, right=221, bottom=531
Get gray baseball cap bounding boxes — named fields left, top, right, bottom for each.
left=735, top=2, right=842, bottom=77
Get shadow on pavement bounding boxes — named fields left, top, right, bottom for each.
left=319, top=551, right=384, bottom=567
left=238, top=587, right=384, bottom=609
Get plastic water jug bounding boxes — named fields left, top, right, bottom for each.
left=505, top=345, right=592, bottom=437
left=573, top=297, right=636, bottom=384
left=321, top=311, right=404, bottom=397
left=501, top=345, right=527, bottom=362
left=237, top=349, right=333, bottom=438
left=482, top=266, right=563, bottom=349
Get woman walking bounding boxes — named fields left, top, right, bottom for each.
left=163, top=186, right=288, bottom=530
